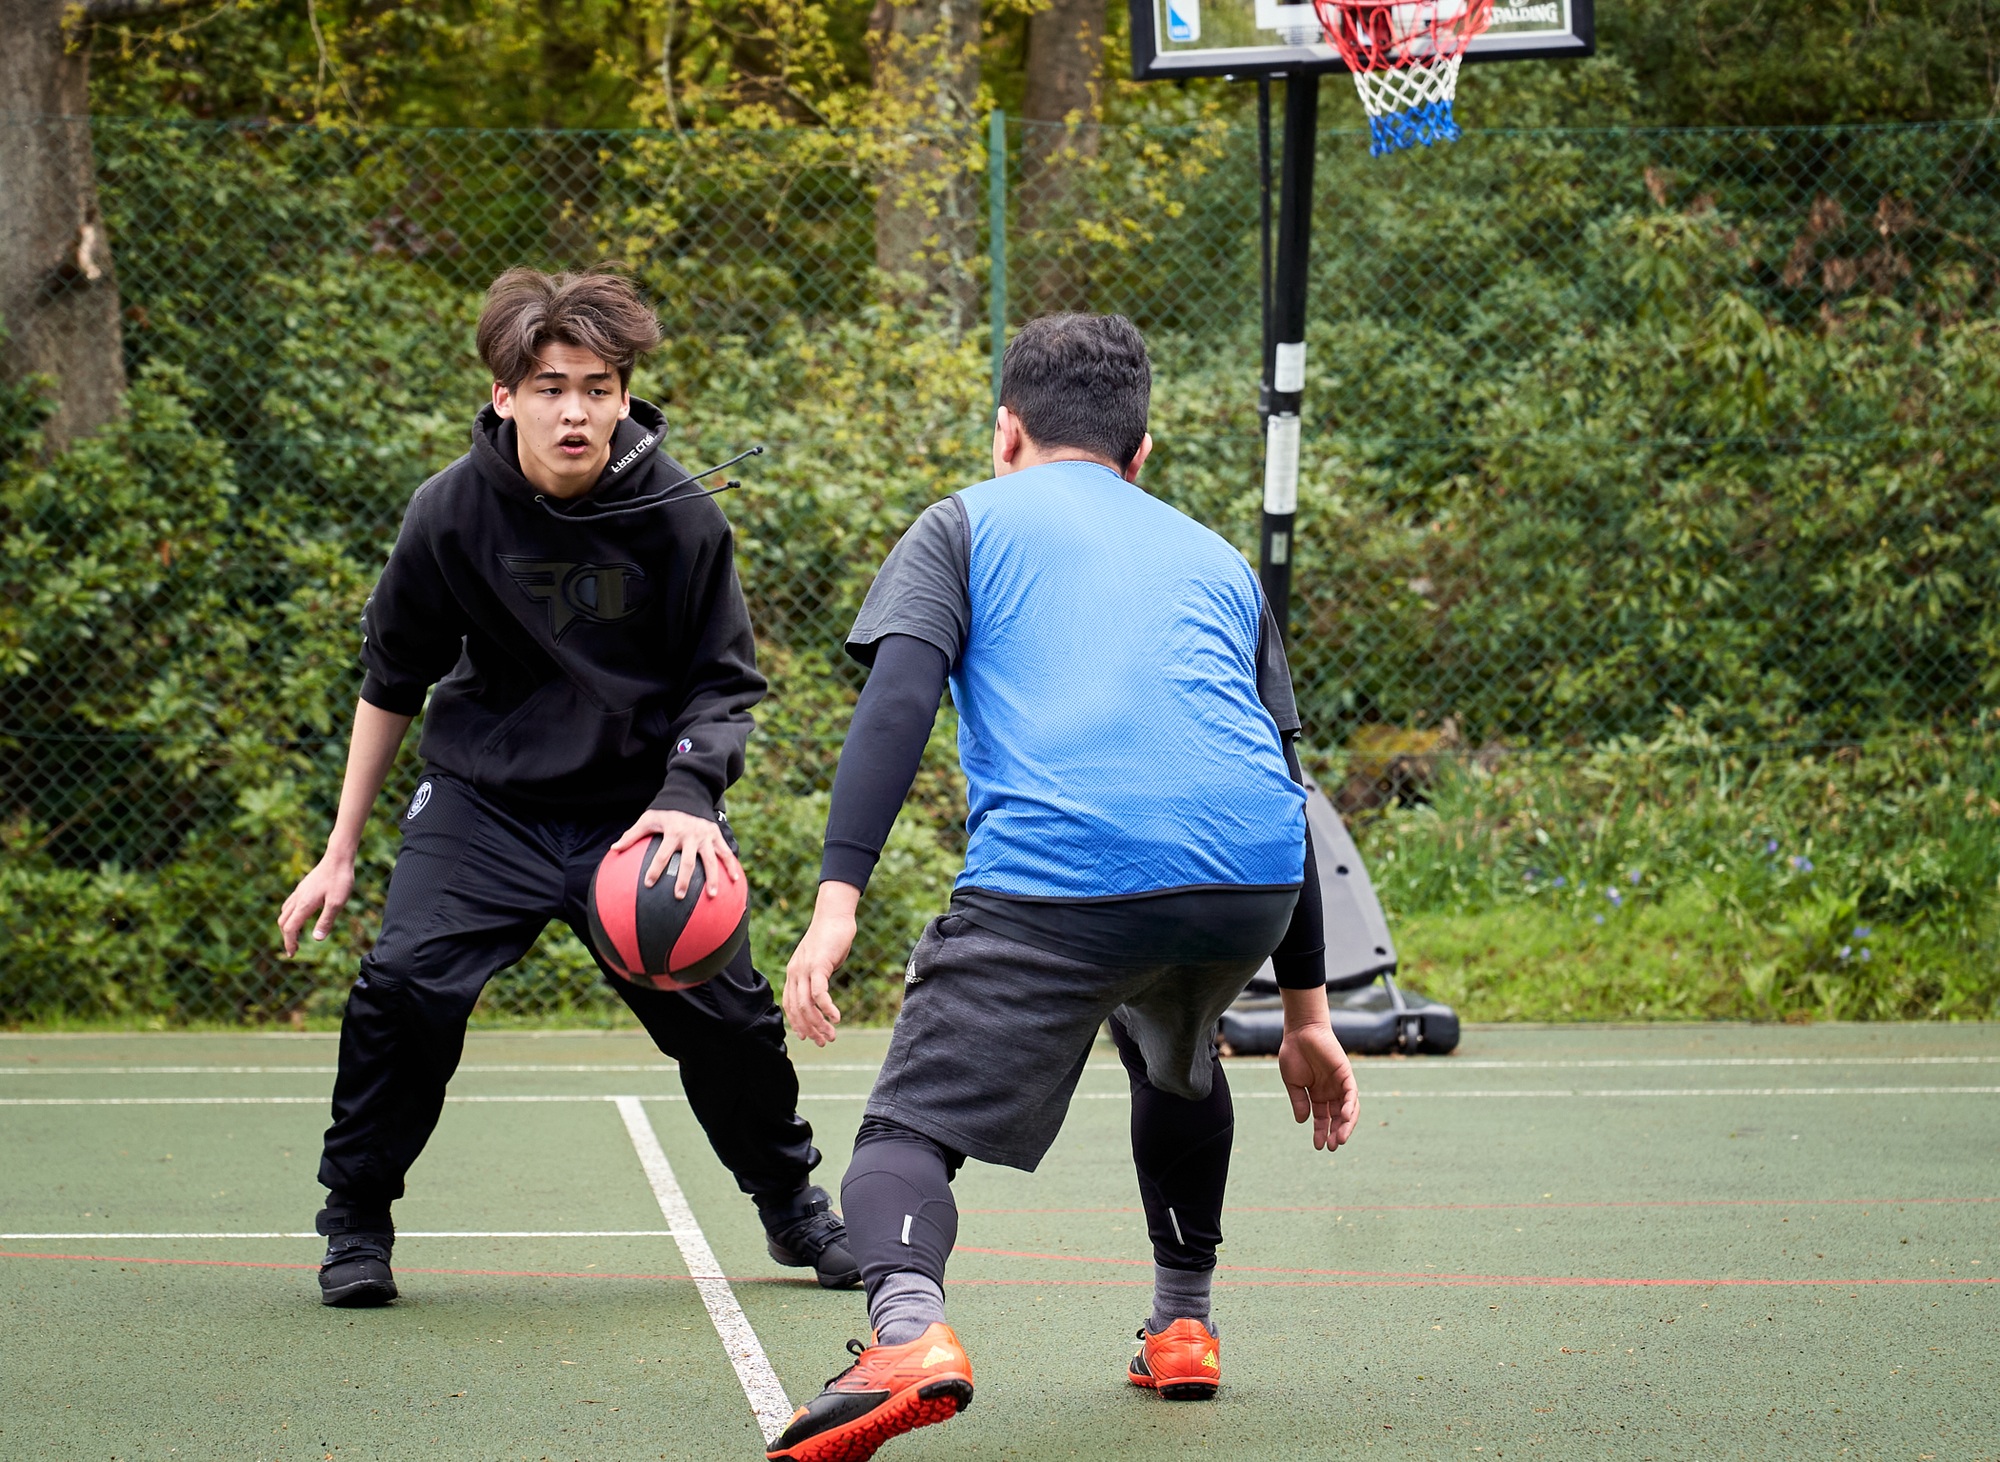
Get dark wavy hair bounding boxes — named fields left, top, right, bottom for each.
left=475, top=267, right=663, bottom=390
left=999, top=313, right=1152, bottom=469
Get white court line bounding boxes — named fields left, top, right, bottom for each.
left=0, top=1064, right=678, bottom=1076
left=613, top=1095, right=792, bottom=1445
left=1077, top=1087, right=2000, bottom=1100
left=1361, top=1056, right=2000, bottom=1069
left=6, top=1086, right=1999, bottom=1108
left=0, top=1061, right=878, bottom=1075
left=0, top=1230, right=676, bottom=1240
left=6, top=1056, right=1997, bottom=1077
left=0, top=1095, right=696, bottom=1106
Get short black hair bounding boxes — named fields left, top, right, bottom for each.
left=998, top=313, right=1151, bottom=469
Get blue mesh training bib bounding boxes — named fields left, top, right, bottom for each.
left=952, top=460, right=1305, bottom=898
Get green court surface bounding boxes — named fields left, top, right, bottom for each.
left=3, top=1023, right=1996, bottom=1461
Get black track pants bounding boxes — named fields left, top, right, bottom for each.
left=316, top=771, right=817, bottom=1228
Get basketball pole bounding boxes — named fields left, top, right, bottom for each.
left=1258, top=70, right=1319, bottom=646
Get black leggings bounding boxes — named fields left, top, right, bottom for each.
left=840, top=1012, right=1234, bottom=1297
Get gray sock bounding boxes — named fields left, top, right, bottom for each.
left=869, top=1270, right=947, bottom=1346
left=1147, top=1262, right=1215, bottom=1335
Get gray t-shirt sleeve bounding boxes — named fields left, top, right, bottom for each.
left=846, top=495, right=972, bottom=668
left=1256, top=598, right=1302, bottom=736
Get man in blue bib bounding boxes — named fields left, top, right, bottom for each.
left=769, top=314, right=1360, bottom=1462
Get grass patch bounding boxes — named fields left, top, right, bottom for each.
left=1356, top=723, right=2000, bottom=1023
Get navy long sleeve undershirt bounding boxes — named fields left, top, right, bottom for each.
left=819, top=633, right=1327, bottom=989
left=820, top=635, right=950, bottom=890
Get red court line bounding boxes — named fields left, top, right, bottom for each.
left=953, top=1245, right=2000, bottom=1288
left=6, top=1248, right=1992, bottom=1292
left=962, top=1195, right=2000, bottom=1216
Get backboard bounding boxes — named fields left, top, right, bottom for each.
left=1129, top=0, right=1592, bottom=81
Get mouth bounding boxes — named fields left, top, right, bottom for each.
left=557, top=432, right=592, bottom=458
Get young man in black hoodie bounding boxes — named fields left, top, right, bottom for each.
left=278, top=267, right=855, bottom=1305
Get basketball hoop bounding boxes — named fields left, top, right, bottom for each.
left=1310, top=0, right=1496, bottom=156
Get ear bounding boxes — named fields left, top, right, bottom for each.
left=618, top=390, right=632, bottom=421
left=492, top=381, right=517, bottom=420
left=1122, top=432, right=1154, bottom=484
left=992, top=406, right=1028, bottom=477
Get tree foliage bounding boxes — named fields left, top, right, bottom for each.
left=79, top=0, right=2000, bottom=130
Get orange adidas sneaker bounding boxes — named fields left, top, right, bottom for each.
left=766, top=1323, right=974, bottom=1462
left=1127, top=1318, right=1221, bottom=1400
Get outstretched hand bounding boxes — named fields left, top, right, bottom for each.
left=611, top=809, right=741, bottom=899
left=1276, top=987, right=1361, bottom=1151
left=784, top=882, right=861, bottom=1046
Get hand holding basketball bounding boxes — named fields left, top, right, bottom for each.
left=784, top=881, right=858, bottom=1046
left=610, top=808, right=741, bottom=898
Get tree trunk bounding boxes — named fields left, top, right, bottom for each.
left=0, top=0, right=127, bottom=454
left=1018, top=0, right=1103, bottom=311
left=869, top=0, right=982, bottom=327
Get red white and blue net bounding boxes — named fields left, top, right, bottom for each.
left=1311, top=0, right=1496, bottom=155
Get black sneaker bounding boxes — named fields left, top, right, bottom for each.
left=319, top=1232, right=398, bottom=1307
left=762, top=1186, right=862, bottom=1290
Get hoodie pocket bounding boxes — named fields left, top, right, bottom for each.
left=478, top=678, right=637, bottom=786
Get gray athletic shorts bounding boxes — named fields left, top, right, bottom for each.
left=863, top=913, right=1269, bottom=1171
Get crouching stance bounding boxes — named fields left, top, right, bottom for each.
left=278, top=268, right=855, bottom=1306
left=773, top=314, right=1361, bottom=1460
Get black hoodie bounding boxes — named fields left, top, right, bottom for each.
left=357, top=399, right=764, bottom=817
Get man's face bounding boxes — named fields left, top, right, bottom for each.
left=493, top=341, right=632, bottom=498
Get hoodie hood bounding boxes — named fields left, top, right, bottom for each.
left=471, top=398, right=670, bottom=508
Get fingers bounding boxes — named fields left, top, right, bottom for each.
left=1313, top=1096, right=1333, bottom=1151
left=278, top=891, right=316, bottom=958
left=676, top=828, right=724, bottom=896
left=694, top=842, right=723, bottom=900
left=645, top=838, right=674, bottom=890
left=1287, top=1081, right=1311, bottom=1126
left=714, top=836, right=743, bottom=885
left=786, top=968, right=838, bottom=1046
left=1332, top=1080, right=1361, bottom=1148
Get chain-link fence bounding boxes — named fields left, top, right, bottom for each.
left=2, top=113, right=1995, bottom=1024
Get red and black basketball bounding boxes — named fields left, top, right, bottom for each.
left=587, top=836, right=749, bottom=991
